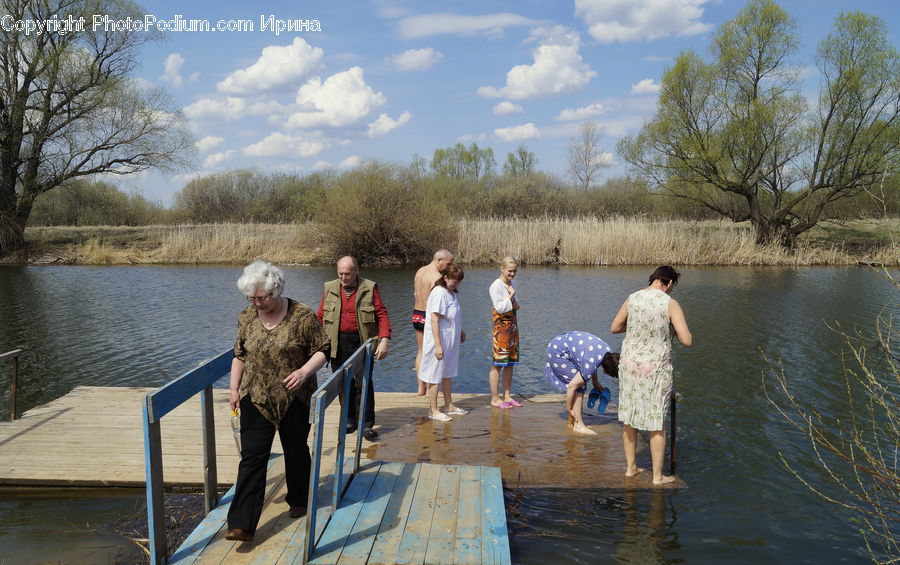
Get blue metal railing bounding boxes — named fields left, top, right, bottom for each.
left=142, top=339, right=374, bottom=564
left=143, top=349, right=232, bottom=565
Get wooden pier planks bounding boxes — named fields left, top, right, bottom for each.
left=177, top=460, right=509, bottom=565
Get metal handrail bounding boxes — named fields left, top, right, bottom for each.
left=142, top=339, right=374, bottom=565
left=1, top=349, right=24, bottom=421
left=303, top=338, right=375, bottom=563
left=143, top=349, right=232, bottom=565
left=669, top=390, right=681, bottom=474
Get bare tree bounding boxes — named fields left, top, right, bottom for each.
left=0, top=0, right=194, bottom=255
left=763, top=272, right=898, bottom=563
left=567, top=121, right=608, bottom=190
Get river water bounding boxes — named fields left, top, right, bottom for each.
left=0, top=264, right=895, bottom=563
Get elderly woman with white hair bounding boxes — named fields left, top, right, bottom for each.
left=225, top=260, right=330, bottom=542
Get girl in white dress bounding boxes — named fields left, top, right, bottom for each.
left=419, top=264, right=468, bottom=421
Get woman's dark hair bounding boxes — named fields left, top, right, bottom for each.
left=435, top=264, right=465, bottom=291
left=649, top=265, right=680, bottom=287
left=601, top=352, right=620, bottom=378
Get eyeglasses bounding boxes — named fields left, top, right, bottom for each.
left=246, top=295, right=272, bottom=303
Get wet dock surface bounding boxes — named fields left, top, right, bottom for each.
left=0, top=387, right=684, bottom=489
left=367, top=395, right=686, bottom=490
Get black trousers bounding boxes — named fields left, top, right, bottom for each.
left=227, top=394, right=311, bottom=533
left=335, top=332, right=375, bottom=429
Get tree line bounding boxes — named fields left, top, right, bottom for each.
left=2, top=0, right=897, bottom=257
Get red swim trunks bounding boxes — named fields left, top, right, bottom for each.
left=412, top=309, right=426, bottom=331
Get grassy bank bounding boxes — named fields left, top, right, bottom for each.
left=14, top=217, right=899, bottom=266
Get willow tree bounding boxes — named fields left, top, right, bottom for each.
left=619, top=0, right=899, bottom=247
left=0, top=0, right=194, bottom=255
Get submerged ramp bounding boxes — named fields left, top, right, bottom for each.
left=171, top=460, right=510, bottom=565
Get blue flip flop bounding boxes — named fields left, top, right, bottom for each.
left=586, top=387, right=602, bottom=409
left=597, top=388, right=611, bottom=414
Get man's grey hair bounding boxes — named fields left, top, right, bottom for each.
left=237, top=259, right=284, bottom=297
left=434, top=249, right=452, bottom=261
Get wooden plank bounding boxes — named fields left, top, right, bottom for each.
left=480, top=466, right=511, bottom=565
left=366, top=463, right=421, bottom=565
left=393, top=462, right=442, bottom=564
left=453, top=466, right=483, bottom=564
left=424, top=465, right=462, bottom=565
left=209, top=471, right=293, bottom=565
left=335, top=461, right=404, bottom=564
left=171, top=455, right=284, bottom=565
left=307, top=460, right=383, bottom=564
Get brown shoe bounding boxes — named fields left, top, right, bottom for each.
left=225, top=528, right=253, bottom=541
left=289, top=505, right=307, bottom=518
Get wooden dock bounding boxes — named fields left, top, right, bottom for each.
left=170, top=459, right=509, bottom=564
left=0, top=382, right=682, bottom=563
left=0, top=386, right=679, bottom=490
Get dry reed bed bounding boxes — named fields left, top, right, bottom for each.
left=23, top=218, right=898, bottom=266
left=456, top=217, right=894, bottom=266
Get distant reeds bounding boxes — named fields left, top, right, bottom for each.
left=154, top=223, right=321, bottom=264
left=455, top=217, right=897, bottom=266
left=21, top=218, right=898, bottom=266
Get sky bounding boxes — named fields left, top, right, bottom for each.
left=108, top=0, right=900, bottom=205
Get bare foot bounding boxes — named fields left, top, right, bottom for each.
left=625, top=467, right=646, bottom=477
left=652, top=475, right=676, bottom=485
left=567, top=414, right=575, bottom=429
left=416, top=379, right=426, bottom=396
left=572, top=422, right=597, bottom=435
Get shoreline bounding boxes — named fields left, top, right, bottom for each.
left=4, top=218, right=898, bottom=267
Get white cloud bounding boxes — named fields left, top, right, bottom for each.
left=555, top=103, right=606, bottom=121
left=630, top=78, right=661, bottom=94
left=188, top=71, right=201, bottom=83
left=203, top=150, right=235, bottom=169
left=492, top=101, right=524, bottom=115
left=596, top=152, right=615, bottom=166
left=339, top=156, right=362, bottom=168
left=457, top=133, right=488, bottom=144
left=172, top=171, right=203, bottom=185
left=248, top=100, right=288, bottom=117
left=575, top=0, right=713, bottom=43
left=217, top=37, right=324, bottom=95
left=396, top=13, right=538, bottom=39
left=183, top=97, right=246, bottom=122
left=160, top=53, right=185, bottom=88
left=286, top=67, right=386, bottom=129
left=367, top=111, right=413, bottom=138
left=494, top=123, right=540, bottom=142
left=478, top=28, right=596, bottom=100
left=312, top=160, right=332, bottom=170
left=388, top=48, right=443, bottom=71
left=196, top=136, right=225, bottom=152
left=242, top=132, right=328, bottom=158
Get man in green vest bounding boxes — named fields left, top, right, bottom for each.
left=317, top=256, right=391, bottom=440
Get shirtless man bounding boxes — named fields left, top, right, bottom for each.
left=413, top=249, right=453, bottom=395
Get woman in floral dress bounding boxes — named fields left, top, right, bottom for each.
left=611, top=266, right=692, bottom=485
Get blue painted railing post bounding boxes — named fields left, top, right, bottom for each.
left=302, top=338, right=375, bottom=564
left=143, top=398, right=166, bottom=565
left=200, top=385, right=218, bottom=512
left=142, top=349, right=232, bottom=565
left=353, top=341, right=375, bottom=473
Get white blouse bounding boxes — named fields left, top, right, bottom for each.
left=489, top=278, right=519, bottom=314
